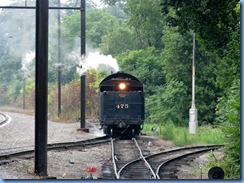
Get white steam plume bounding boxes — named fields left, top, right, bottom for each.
left=21, top=51, right=35, bottom=78
left=70, top=51, right=120, bottom=76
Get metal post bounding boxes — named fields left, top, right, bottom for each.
left=80, top=0, right=86, bottom=128
left=189, top=33, right=198, bottom=134
left=57, top=0, right=61, bottom=117
left=23, top=13, right=26, bottom=111
left=23, top=77, right=26, bottom=110
left=81, top=74, right=86, bottom=128
left=35, top=0, right=48, bottom=176
left=199, top=163, right=203, bottom=179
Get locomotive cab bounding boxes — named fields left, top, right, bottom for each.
left=99, top=72, right=145, bottom=137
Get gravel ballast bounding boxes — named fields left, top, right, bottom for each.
left=0, top=111, right=223, bottom=179
left=0, top=111, right=108, bottom=179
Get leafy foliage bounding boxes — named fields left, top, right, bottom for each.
left=160, top=0, right=240, bottom=54
left=48, top=70, right=106, bottom=120
left=161, top=26, right=221, bottom=124
left=216, top=79, right=240, bottom=177
left=100, top=26, right=137, bottom=56
left=101, top=0, right=126, bottom=5
left=143, top=122, right=224, bottom=146
left=116, top=47, right=165, bottom=96
left=147, top=80, right=188, bottom=125
left=86, top=9, right=121, bottom=48
left=0, top=0, right=240, bottom=178
left=0, top=53, right=22, bottom=104
left=215, top=29, right=240, bottom=90
left=124, top=0, right=165, bottom=49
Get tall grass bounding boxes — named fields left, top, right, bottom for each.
left=142, top=122, right=224, bottom=146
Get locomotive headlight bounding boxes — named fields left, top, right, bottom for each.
left=119, top=83, right=126, bottom=90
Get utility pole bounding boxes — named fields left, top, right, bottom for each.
left=35, top=0, right=48, bottom=176
left=0, top=0, right=86, bottom=177
left=80, top=0, right=86, bottom=129
left=189, top=33, right=198, bottom=134
left=23, top=12, right=26, bottom=110
left=57, top=0, right=61, bottom=117
left=23, top=74, right=26, bottom=110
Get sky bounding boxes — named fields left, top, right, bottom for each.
left=0, top=0, right=13, bottom=6
left=0, top=0, right=102, bottom=6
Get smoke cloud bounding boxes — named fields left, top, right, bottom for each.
left=77, top=52, right=119, bottom=75
left=68, top=51, right=120, bottom=76
left=21, top=51, right=35, bottom=78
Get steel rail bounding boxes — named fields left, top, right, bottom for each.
left=144, top=144, right=223, bottom=159
left=47, top=136, right=110, bottom=149
left=0, top=136, right=110, bottom=154
left=0, top=136, right=110, bottom=160
left=112, top=144, right=222, bottom=179
left=111, top=138, right=120, bottom=179
left=0, top=113, right=9, bottom=127
left=132, top=138, right=157, bottom=179
left=115, top=138, right=157, bottom=179
left=155, top=146, right=220, bottom=179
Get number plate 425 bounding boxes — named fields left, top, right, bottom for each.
left=116, top=104, right=129, bottom=109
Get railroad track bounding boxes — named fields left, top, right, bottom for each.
left=110, top=138, right=156, bottom=179
left=0, top=136, right=110, bottom=161
left=0, top=112, right=10, bottom=127
left=154, top=146, right=220, bottom=179
left=109, top=137, right=222, bottom=179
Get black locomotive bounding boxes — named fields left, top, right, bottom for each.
left=99, top=72, right=145, bottom=137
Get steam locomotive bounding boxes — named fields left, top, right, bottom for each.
left=99, top=72, right=145, bottom=137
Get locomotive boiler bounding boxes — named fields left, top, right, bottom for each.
left=99, top=72, right=145, bottom=137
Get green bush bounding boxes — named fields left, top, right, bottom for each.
left=216, top=79, right=240, bottom=178
left=142, top=122, right=224, bottom=146
left=48, top=70, right=106, bottom=121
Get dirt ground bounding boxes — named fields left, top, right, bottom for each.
left=0, top=111, right=223, bottom=180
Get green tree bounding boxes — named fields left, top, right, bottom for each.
left=147, top=79, right=188, bottom=125
left=215, top=29, right=240, bottom=90
left=216, top=79, right=240, bottom=178
left=100, top=26, right=137, bottom=56
left=124, top=0, right=165, bottom=49
left=117, top=47, right=165, bottom=96
left=103, top=1, right=128, bottom=19
left=86, top=9, right=121, bottom=48
left=62, top=8, right=121, bottom=49
left=0, top=52, right=23, bottom=105
left=214, top=10, right=240, bottom=177
left=160, top=0, right=240, bottom=55
left=161, top=26, right=221, bottom=125
left=101, top=0, right=126, bottom=5
left=159, top=1, right=240, bottom=177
